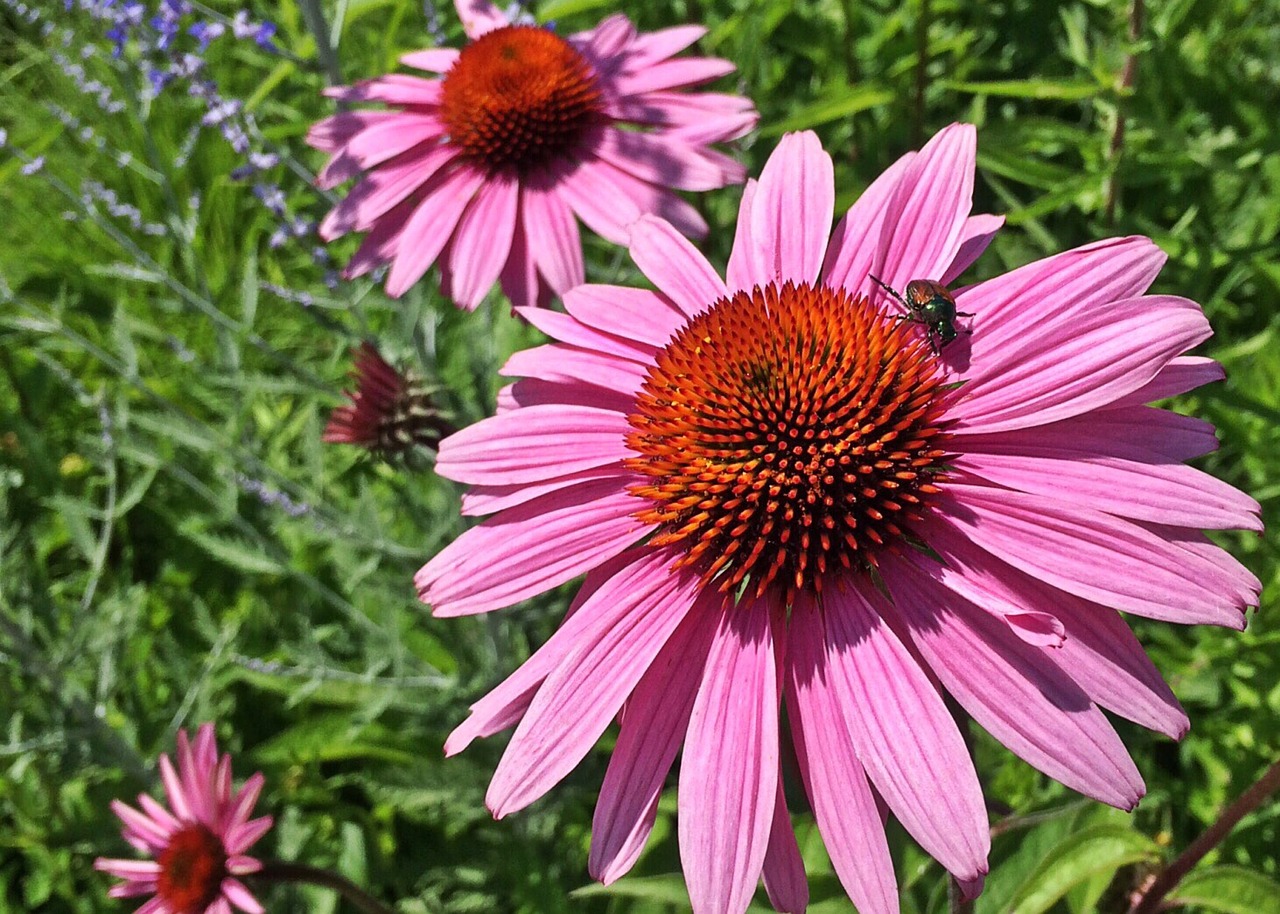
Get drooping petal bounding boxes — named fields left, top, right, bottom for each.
left=221, top=879, right=264, bottom=914
left=820, top=585, right=989, bottom=881
left=761, top=775, right=808, bottom=914
left=523, top=179, right=585, bottom=296
left=679, top=596, right=779, bottom=914
left=786, top=594, right=898, bottom=914
left=597, top=127, right=745, bottom=192
left=487, top=550, right=702, bottom=817
left=386, top=166, right=487, bottom=297
left=498, top=197, right=543, bottom=311
left=589, top=593, right=720, bottom=883
left=416, top=478, right=648, bottom=616
left=400, top=48, right=461, bottom=72
left=1107, top=355, right=1224, bottom=408
left=515, top=307, right=655, bottom=363
left=748, top=131, right=835, bottom=287
left=501, top=343, right=649, bottom=397
left=881, top=554, right=1146, bottom=809
left=613, top=57, right=737, bottom=96
left=447, top=170, right=520, bottom=308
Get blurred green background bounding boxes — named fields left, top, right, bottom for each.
left=1, top=0, right=1278, bottom=912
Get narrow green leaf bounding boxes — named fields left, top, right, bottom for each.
left=1004, top=824, right=1159, bottom=914
left=942, top=79, right=1103, bottom=100
left=1165, top=866, right=1280, bottom=914
left=760, top=86, right=895, bottom=136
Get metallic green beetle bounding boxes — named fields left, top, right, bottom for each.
left=869, top=274, right=973, bottom=355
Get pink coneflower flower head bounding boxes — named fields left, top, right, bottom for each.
left=95, top=724, right=273, bottom=914
left=308, top=0, right=757, bottom=309
left=418, top=124, right=1261, bottom=914
left=324, top=342, right=452, bottom=458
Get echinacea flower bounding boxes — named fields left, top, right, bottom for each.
left=325, top=342, right=453, bottom=457
left=96, top=724, right=273, bottom=914
left=308, top=0, right=756, bottom=308
left=418, top=125, right=1262, bottom=914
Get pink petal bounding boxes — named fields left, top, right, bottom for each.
left=445, top=552, right=641, bottom=756
left=561, top=285, right=685, bottom=348
left=939, top=213, right=1004, bottom=285
left=523, top=180, right=585, bottom=295
left=820, top=585, right=989, bottom=881
left=94, top=858, right=161, bottom=879
left=787, top=593, right=898, bottom=914
left=134, top=898, right=170, bottom=914
left=881, top=554, right=1146, bottom=809
left=454, top=0, right=508, bottom=38
left=307, top=110, right=400, bottom=153
left=1143, top=522, right=1261, bottom=608
left=613, top=90, right=756, bottom=133
left=628, top=215, right=728, bottom=317
left=1107, top=355, right=1225, bottom=408
left=209, top=899, right=232, bottom=914
left=573, top=13, right=635, bottom=68
left=159, top=755, right=193, bottom=822
left=952, top=447, right=1260, bottom=531
left=955, top=405, right=1220, bottom=462
left=514, top=307, right=654, bottom=363
left=498, top=199, right=541, bottom=310
left=497, top=377, right=635, bottom=416
left=623, top=24, right=707, bottom=67
left=870, top=123, right=976, bottom=296
left=341, top=115, right=445, bottom=176
left=613, top=57, right=737, bottom=96
left=589, top=594, right=721, bottom=883
left=319, top=144, right=458, bottom=240
left=951, top=296, right=1211, bottom=433
left=343, top=198, right=415, bottom=279
left=819, top=152, right=915, bottom=296
left=938, top=484, right=1249, bottom=627
left=749, top=131, right=835, bottom=286
left=136, top=795, right=180, bottom=834
left=107, top=880, right=158, bottom=898
left=556, top=156, right=707, bottom=244
left=502, top=344, right=649, bottom=396
left=487, top=551, right=702, bottom=817
left=761, top=775, right=808, bottom=914
left=221, top=879, right=264, bottom=914
left=596, top=128, right=744, bottom=192
left=950, top=235, right=1165, bottom=373
left=386, top=167, right=486, bottom=298
left=462, top=467, right=636, bottom=517
left=223, top=817, right=272, bottom=856
left=226, top=855, right=263, bottom=875
left=416, top=477, right=647, bottom=616
left=447, top=170, right=519, bottom=308
left=922, top=524, right=1188, bottom=738
left=323, top=74, right=443, bottom=106
left=400, top=48, right=460, bottom=72
left=437, top=404, right=630, bottom=485
left=223, top=773, right=264, bottom=831
left=678, top=596, right=779, bottom=914
left=110, top=800, right=172, bottom=850
left=726, top=179, right=761, bottom=291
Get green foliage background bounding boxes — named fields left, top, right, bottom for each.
left=1, top=0, right=1278, bottom=912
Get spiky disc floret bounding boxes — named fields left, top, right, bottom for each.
left=625, top=281, right=954, bottom=599
left=441, top=25, right=604, bottom=172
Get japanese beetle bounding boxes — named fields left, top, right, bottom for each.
left=869, top=274, right=973, bottom=354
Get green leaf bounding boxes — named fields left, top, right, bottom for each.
left=1004, top=824, right=1159, bottom=914
left=571, top=874, right=693, bottom=905
left=941, top=79, right=1104, bottom=100
left=1165, top=866, right=1280, bottom=914
left=759, top=86, right=895, bottom=136
left=537, top=0, right=617, bottom=22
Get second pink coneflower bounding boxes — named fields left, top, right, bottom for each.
left=309, top=0, right=757, bottom=309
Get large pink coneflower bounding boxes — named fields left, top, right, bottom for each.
left=417, top=124, right=1262, bottom=914
left=96, top=724, right=273, bottom=914
left=308, top=0, right=756, bottom=309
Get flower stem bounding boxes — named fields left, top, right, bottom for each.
left=297, top=0, right=344, bottom=86
left=254, top=860, right=398, bottom=914
left=1129, top=758, right=1280, bottom=914
left=1104, top=0, right=1143, bottom=224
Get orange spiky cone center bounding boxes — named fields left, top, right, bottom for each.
left=156, top=823, right=227, bottom=914
left=625, top=281, right=953, bottom=601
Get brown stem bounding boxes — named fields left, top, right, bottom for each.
left=1129, top=758, right=1280, bottom=914
left=1104, top=0, right=1144, bottom=224
left=253, top=860, right=398, bottom=914
left=913, top=0, right=931, bottom=146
